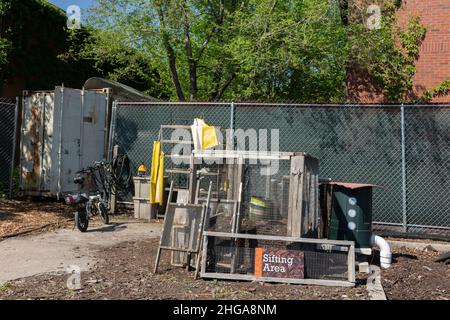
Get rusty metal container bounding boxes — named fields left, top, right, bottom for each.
left=20, top=86, right=110, bottom=197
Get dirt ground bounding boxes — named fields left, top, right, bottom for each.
left=0, top=236, right=448, bottom=300
left=0, top=198, right=72, bottom=237
left=0, top=237, right=369, bottom=300
left=381, top=246, right=450, bottom=300
left=0, top=198, right=449, bottom=300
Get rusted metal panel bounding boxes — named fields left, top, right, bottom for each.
left=20, top=87, right=109, bottom=197
left=21, top=92, right=53, bottom=193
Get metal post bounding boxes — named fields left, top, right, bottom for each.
left=79, top=88, right=85, bottom=170
left=9, top=97, right=19, bottom=198
left=110, top=145, right=119, bottom=214
left=400, top=104, right=407, bottom=233
left=18, top=94, right=25, bottom=194
left=57, top=86, right=65, bottom=200
left=107, top=101, right=117, bottom=162
left=229, top=101, right=235, bottom=150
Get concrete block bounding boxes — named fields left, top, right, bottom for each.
left=358, top=262, right=370, bottom=274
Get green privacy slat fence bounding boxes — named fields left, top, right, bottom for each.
left=111, top=102, right=450, bottom=238
left=0, top=97, right=18, bottom=197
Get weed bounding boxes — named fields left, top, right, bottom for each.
left=0, top=281, right=12, bottom=292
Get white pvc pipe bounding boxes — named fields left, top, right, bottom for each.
left=371, top=234, right=392, bottom=269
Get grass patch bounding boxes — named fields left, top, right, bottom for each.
left=0, top=281, right=12, bottom=292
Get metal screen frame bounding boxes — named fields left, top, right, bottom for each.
left=200, top=231, right=355, bottom=287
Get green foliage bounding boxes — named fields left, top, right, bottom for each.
left=379, top=16, right=426, bottom=102
left=1, top=0, right=443, bottom=103
left=0, top=38, right=11, bottom=68
left=82, top=0, right=348, bottom=102
left=346, top=1, right=428, bottom=102
left=419, top=80, right=450, bottom=102
left=61, top=27, right=172, bottom=98
left=226, top=0, right=347, bottom=102
left=0, top=1, right=11, bottom=69
left=1, top=0, right=104, bottom=91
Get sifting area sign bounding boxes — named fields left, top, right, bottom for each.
left=254, top=248, right=305, bottom=279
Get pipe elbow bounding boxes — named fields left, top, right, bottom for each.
left=371, top=234, right=392, bottom=269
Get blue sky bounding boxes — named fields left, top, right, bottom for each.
left=48, top=0, right=93, bottom=10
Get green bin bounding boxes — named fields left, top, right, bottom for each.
left=320, top=182, right=376, bottom=249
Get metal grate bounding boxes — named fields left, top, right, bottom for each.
left=201, top=232, right=355, bottom=287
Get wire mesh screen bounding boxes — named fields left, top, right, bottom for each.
left=195, top=156, right=319, bottom=238
left=203, top=234, right=352, bottom=284
left=0, top=97, right=18, bottom=196
left=197, top=159, right=293, bottom=235
left=404, top=106, right=450, bottom=234
left=160, top=203, right=204, bottom=251
left=234, top=104, right=404, bottom=231
left=113, top=102, right=450, bottom=238
left=113, top=102, right=231, bottom=200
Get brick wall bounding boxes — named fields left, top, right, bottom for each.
left=348, top=0, right=450, bottom=103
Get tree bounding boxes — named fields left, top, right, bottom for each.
left=0, top=1, right=12, bottom=79
left=83, top=0, right=348, bottom=102
left=75, top=0, right=443, bottom=103
left=342, top=0, right=429, bottom=102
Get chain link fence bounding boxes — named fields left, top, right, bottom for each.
left=0, top=97, right=19, bottom=197
left=111, top=101, right=450, bottom=239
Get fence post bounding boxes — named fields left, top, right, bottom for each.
left=110, top=145, right=119, bottom=214
left=400, top=104, right=407, bottom=233
left=228, top=101, right=235, bottom=150
left=107, top=101, right=117, bottom=162
left=9, top=97, right=19, bottom=198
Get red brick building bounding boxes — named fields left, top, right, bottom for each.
left=348, top=0, right=450, bottom=103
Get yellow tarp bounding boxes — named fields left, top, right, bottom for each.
left=201, top=124, right=219, bottom=150
left=150, top=141, right=161, bottom=184
left=150, top=141, right=164, bottom=205
left=191, top=118, right=219, bottom=151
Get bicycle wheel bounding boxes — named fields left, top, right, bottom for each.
left=75, top=208, right=89, bottom=232
left=98, top=202, right=109, bottom=225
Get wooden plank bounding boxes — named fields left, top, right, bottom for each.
left=230, top=182, right=243, bottom=274
left=168, top=202, right=203, bottom=209
left=203, top=231, right=355, bottom=246
left=153, top=181, right=174, bottom=273
left=165, top=187, right=188, bottom=192
left=189, top=154, right=197, bottom=204
left=153, top=248, right=161, bottom=274
left=348, top=243, right=356, bottom=283
left=200, top=234, right=209, bottom=275
left=160, top=246, right=198, bottom=253
left=301, top=159, right=310, bottom=235
left=193, top=150, right=293, bottom=161
left=165, top=154, right=190, bottom=159
left=161, top=125, right=191, bottom=129
left=162, top=140, right=194, bottom=145
left=166, top=169, right=191, bottom=175
left=199, top=273, right=355, bottom=287
left=196, top=198, right=237, bottom=204
left=194, top=182, right=213, bottom=279
left=288, top=155, right=304, bottom=237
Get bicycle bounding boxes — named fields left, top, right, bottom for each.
left=65, top=162, right=110, bottom=232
